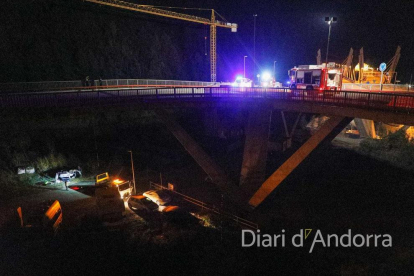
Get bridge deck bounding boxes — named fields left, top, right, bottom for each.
left=2, top=87, right=414, bottom=125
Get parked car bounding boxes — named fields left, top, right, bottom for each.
left=143, top=190, right=172, bottom=206
left=159, top=205, right=198, bottom=225
left=128, top=195, right=159, bottom=212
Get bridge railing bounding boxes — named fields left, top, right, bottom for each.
left=342, top=83, right=412, bottom=92
left=149, top=181, right=259, bottom=230
left=0, top=79, right=219, bottom=92
left=2, top=87, right=414, bottom=115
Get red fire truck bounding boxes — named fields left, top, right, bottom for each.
left=288, top=63, right=343, bottom=91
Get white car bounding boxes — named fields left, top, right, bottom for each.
left=274, top=82, right=283, bottom=88
left=143, top=190, right=172, bottom=206
left=233, top=77, right=253, bottom=88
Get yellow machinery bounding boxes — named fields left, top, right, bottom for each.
left=341, top=46, right=401, bottom=84
left=84, top=0, right=238, bottom=82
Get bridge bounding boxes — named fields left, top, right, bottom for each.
left=2, top=86, right=414, bottom=210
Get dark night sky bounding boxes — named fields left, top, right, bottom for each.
left=1, top=0, right=413, bottom=83
left=136, top=0, right=414, bottom=82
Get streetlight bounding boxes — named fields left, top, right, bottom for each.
left=324, top=17, right=337, bottom=90
left=243, top=56, right=248, bottom=78
left=253, top=14, right=257, bottom=82
left=394, top=72, right=399, bottom=91
left=128, top=150, right=136, bottom=194
left=324, top=17, right=337, bottom=65
left=273, top=61, right=277, bottom=81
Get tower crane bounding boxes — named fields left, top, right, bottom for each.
left=84, top=0, right=238, bottom=82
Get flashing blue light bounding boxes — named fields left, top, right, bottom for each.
left=287, top=81, right=291, bottom=84
left=236, top=75, right=243, bottom=81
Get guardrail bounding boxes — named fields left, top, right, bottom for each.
left=342, top=83, right=412, bottom=92
left=0, top=79, right=219, bottom=92
left=2, top=87, right=414, bottom=116
left=149, top=182, right=259, bottom=230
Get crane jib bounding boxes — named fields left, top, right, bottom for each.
left=84, top=0, right=238, bottom=82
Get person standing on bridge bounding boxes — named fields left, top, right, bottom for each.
left=85, top=76, right=90, bottom=87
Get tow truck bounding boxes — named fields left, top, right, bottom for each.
left=95, top=172, right=133, bottom=199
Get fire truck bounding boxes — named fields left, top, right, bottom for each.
left=288, top=63, right=343, bottom=91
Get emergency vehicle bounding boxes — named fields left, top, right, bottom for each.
left=288, top=63, right=343, bottom=91
left=95, top=172, right=133, bottom=199
left=233, top=76, right=253, bottom=87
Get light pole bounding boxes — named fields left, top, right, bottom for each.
left=253, top=14, right=257, bottom=83
left=324, top=17, right=337, bottom=65
left=243, top=56, right=248, bottom=78
left=394, top=72, right=398, bottom=91
left=273, top=61, right=277, bottom=81
left=324, top=17, right=337, bottom=89
left=128, top=150, right=136, bottom=194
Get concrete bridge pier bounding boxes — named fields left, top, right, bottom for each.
left=154, top=108, right=249, bottom=208
left=354, top=118, right=376, bottom=138
left=203, top=107, right=219, bottom=137
left=239, top=106, right=272, bottom=193
left=280, top=111, right=302, bottom=151
left=249, top=116, right=352, bottom=208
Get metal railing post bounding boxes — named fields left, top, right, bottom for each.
left=393, top=95, right=397, bottom=112
left=367, top=93, right=371, bottom=107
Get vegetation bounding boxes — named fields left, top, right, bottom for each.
left=359, top=129, right=414, bottom=170
left=0, top=128, right=70, bottom=199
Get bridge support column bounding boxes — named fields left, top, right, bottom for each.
left=239, top=106, right=272, bottom=193
left=281, top=111, right=302, bottom=151
left=203, top=108, right=219, bottom=137
left=354, top=118, right=376, bottom=138
left=249, top=116, right=352, bottom=208
left=155, top=109, right=247, bottom=205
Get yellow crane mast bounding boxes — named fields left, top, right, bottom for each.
left=84, top=0, right=238, bottom=82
